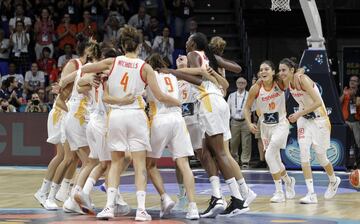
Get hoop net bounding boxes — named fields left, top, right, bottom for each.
left=270, top=0, right=291, bottom=12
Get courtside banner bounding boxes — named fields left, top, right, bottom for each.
left=0, top=113, right=174, bottom=166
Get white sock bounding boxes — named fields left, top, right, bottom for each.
left=48, top=183, right=60, bottom=200
left=188, top=201, right=197, bottom=209
left=58, top=178, right=71, bottom=194
left=136, top=191, right=146, bottom=210
left=237, top=178, right=249, bottom=194
left=225, top=177, right=243, bottom=200
left=328, top=173, right=336, bottom=183
left=281, top=173, right=291, bottom=185
left=160, top=193, right=169, bottom=201
left=178, top=184, right=186, bottom=197
left=305, top=179, right=314, bottom=194
left=106, top=187, right=117, bottom=207
left=40, top=179, right=51, bottom=194
left=71, top=185, right=82, bottom=198
left=209, top=176, right=222, bottom=198
left=274, top=179, right=283, bottom=192
left=83, top=178, right=96, bottom=195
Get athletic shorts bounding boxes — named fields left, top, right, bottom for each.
left=106, top=109, right=151, bottom=152
left=297, top=116, right=331, bottom=153
left=46, top=107, right=63, bottom=144
left=148, top=112, right=194, bottom=160
left=198, top=94, right=231, bottom=141
left=260, top=118, right=289, bottom=150
left=86, top=112, right=111, bottom=161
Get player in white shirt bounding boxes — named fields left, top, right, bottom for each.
left=80, top=26, right=181, bottom=221
left=244, top=60, right=295, bottom=203
left=278, top=58, right=341, bottom=204
left=34, top=36, right=95, bottom=210
left=145, top=53, right=199, bottom=220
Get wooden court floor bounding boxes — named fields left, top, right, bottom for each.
left=0, top=167, right=359, bottom=223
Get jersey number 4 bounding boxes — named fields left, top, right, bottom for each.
left=164, top=77, right=174, bottom=92
left=120, top=72, right=129, bottom=92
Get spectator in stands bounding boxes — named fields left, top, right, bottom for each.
left=182, top=19, right=197, bottom=49
left=128, top=5, right=151, bottom=31
left=0, top=0, right=13, bottom=22
left=77, top=10, right=97, bottom=39
left=172, top=0, right=195, bottom=37
left=37, top=47, right=57, bottom=86
left=147, top=16, right=162, bottom=43
left=137, top=28, right=152, bottom=60
left=107, top=0, right=130, bottom=20
left=9, top=21, right=30, bottom=75
left=83, top=0, right=107, bottom=28
left=56, top=13, right=77, bottom=51
left=0, top=98, right=16, bottom=112
left=57, top=43, right=79, bottom=70
left=0, top=76, right=23, bottom=110
left=340, top=75, right=360, bottom=150
left=103, top=11, right=125, bottom=45
left=25, top=92, right=48, bottom=112
left=1, top=63, right=24, bottom=87
left=60, top=0, right=83, bottom=24
left=34, top=7, right=55, bottom=59
left=8, top=4, right=32, bottom=33
left=0, top=28, right=10, bottom=76
left=152, top=26, right=174, bottom=66
left=24, top=63, right=45, bottom=99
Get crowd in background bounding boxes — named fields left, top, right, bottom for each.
left=0, top=0, right=197, bottom=112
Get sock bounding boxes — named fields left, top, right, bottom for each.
left=71, top=185, right=82, bottom=198
left=274, top=179, right=283, bottom=192
left=136, top=191, right=146, bottom=210
left=305, top=179, right=314, bottom=194
left=328, top=173, right=336, bottom=182
left=48, top=182, right=60, bottom=200
left=209, top=176, right=222, bottom=198
left=58, top=178, right=71, bottom=194
left=237, top=178, right=249, bottom=195
left=40, top=179, right=51, bottom=194
left=188, top=201, right=197, bottom=209
left=106, top=187, right=117, bottom=207
left=160, top=193, right=169, bottom=201
left=225, top=177, right=243, bottom=200
left=281, top=173, right=291, bottom=185
left=178, top=184, right=186, bottom=197
left=83, top=178, right=96, bottom=195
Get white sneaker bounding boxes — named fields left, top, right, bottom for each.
left=185, top=203, right=199, bottom=220
left=62, top=197, right=85, bottom=214
left=115, top=193, right=131, bottom=216
left=299, top=193, right=318, bottom=204
left=96, top=206, right=115, bottom=220
left=74, top=192, right=95, bottom=215
left=43, top=198, right=59, bottom=210
left=135, top=209, right=152, bottom=221
left=34, top=190, right=47, bottom=207
left=270, top=191, right=285, bottom=203
left=285, top=177, right=296, bottom=199
left=55, top=186, right=70, bottom=202
left=173, top=195, right=188, bottom=212
left=160, top=195, right=175, bottom=218
left=324, top=176, right=341, bottom=199
left=243, top=188, right=257, bottom=206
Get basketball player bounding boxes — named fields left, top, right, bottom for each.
left=35, top=36, right=95, bottom=210
left=80, top=26, right=181, bottom=221
left=74, top=47, right=132, bottom=215
left=278, top=58, right=341, bottom=203
left=244, top=60, right=296, bottom=203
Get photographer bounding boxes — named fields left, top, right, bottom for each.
left=0, top=98, right=16, bottom=112
left=25, top=92, right=48, bottom=113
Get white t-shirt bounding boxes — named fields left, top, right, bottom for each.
left=1, top=73, right=24, bottom=85
left=25, top=71, right=45, bottom=88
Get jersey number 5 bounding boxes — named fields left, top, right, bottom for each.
left=164, top=77, right=174, bottom=92
left=120, top=72, right=129, bottom=92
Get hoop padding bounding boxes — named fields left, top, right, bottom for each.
left=271, top=0, right=291, bottom=12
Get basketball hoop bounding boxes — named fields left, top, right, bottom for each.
left=271, top=0, right=291, bottom=12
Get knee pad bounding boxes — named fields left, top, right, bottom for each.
left=299, top=144, right=311, bottom=164
left=265, top=147, right=281, bottom=174
left=316, top=152, right=330, bottom=167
